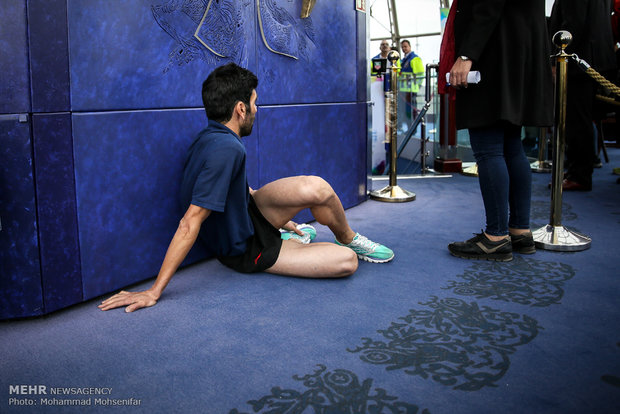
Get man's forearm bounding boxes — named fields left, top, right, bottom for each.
left=149, top=226, right=199, bottom=298
left=98, top=204, right=209, bottom=312
left=149, top=205, right=210, bottom=299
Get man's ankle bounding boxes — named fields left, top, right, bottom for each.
left=335, top=230, right=356, bottom=245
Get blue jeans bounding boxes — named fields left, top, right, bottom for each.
left=468, top=123, right=531, bottom=236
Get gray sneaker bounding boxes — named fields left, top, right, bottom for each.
left=448, top=232, right=513, bottom=262
left=510, top=232, right=535, bottom=254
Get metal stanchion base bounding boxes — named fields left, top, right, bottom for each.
left=369, top=185, right=416, bottom=203
left=532, top=224, right=591, bottom=251
left=371, top=171, right=453, bottom=181
left=530, top=160, right=552, bottom=173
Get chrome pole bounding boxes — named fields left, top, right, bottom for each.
left=420, top=113, right=427, bottom=174
left=531, top=127, right=551, bottom=173
left=419, top=64, right=435, bottom=175
left=370, top=50, right=416, bottom=202
left=532, top=31, right=591, bottom=251
left=396, top=64, right=447, bottom=177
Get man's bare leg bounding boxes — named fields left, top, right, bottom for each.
left=252, top=175, right=361, bottom=277
left=253, top=175, right=393, bottom=276
left=266, top=239, right=358, bottom=278
left=252, top=176, right=356, bottom=244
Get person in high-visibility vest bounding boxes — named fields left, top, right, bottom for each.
left=399, top=40, right=424, bottom=124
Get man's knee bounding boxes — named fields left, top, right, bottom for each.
left=299, top=175, right=334, bottom=205
left=334, top=249, right=358, bottom=277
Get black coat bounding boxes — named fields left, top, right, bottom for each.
left=454, top=0, right=554, bottom=130
left=549, top=0, right=616, bottom=77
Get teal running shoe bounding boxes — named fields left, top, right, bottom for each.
left=336, top=233, right=394, bottom=263
left=280, top=223, right=317, bottom=244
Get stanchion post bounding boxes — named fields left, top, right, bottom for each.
left=388, top=52, right=398, bottom=188
left=532, top=31, right=591, bottom=251
left=531, top=127, right=551, bottom=173
left=419, top=64, right=436, bottom=175
left=370, top=50, right=416, bottom=202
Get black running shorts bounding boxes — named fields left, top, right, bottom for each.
left=217, top=196, right=282, bottom=273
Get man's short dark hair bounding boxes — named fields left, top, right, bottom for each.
left=401, top=39, right=411, bottom=47
left=202, top=63, right=258, bottom=123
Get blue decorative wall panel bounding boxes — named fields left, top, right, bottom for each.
left=66, top=0, right=358, bottom=110
left=257, top=102, right=367, bottom=219
left=67, top=0, right=257, bottom=111
left=72, top=109, right=227, bottom=299
left=28, top=0, right=71, bottom=112
left=0, top=0, right=30, bottom=114
left=0, top=116, right=43, bottom=319
left=255, top=0, right=358, bottom=105
left=32, top=113, right=82, bottom=312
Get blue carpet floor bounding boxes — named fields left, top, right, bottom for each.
left=2, top=149, right=620, bottom=414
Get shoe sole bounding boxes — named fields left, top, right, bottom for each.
left=449, top=250, right=513, bottom=262
left=513, top=247, right=536, bottom=255
left=357, top=254, right=394, bottom=263
left=281, top=234, right=311, bottom=244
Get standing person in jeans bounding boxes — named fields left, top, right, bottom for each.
left=99, top=63, right=393, bottom=313
left=443, top=0, right=553, bottom=261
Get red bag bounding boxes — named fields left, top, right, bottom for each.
left=612, top=0, right=620, bottom=42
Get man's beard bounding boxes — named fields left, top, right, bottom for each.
left=239, top=113, right=255, bottom=137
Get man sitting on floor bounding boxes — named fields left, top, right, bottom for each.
left=99, top=63, right=394, bottom=313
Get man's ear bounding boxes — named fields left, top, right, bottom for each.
left=234, top=101, right=246, bottom=120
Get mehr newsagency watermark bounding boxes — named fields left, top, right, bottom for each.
left=8, top=385, right=141, bottom=407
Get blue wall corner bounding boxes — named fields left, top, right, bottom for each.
left=0, top=115, right=43, bottom=319
left=32, top=113, right=82, bottom=312
left=0, top=0, right=31, bottom=114
left=28, top=0, right=71, bottom=112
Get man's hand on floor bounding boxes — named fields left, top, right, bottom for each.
left=98, top=290, right=158, bottom=313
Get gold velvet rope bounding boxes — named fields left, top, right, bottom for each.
left=596, top=94, right=620, bottom=106
left=570, top=54, right=620, bottom=105
left=585, top=67, right=620, bottom=96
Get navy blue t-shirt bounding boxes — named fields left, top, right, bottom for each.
left=179, top=120, right=253, bottom=256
